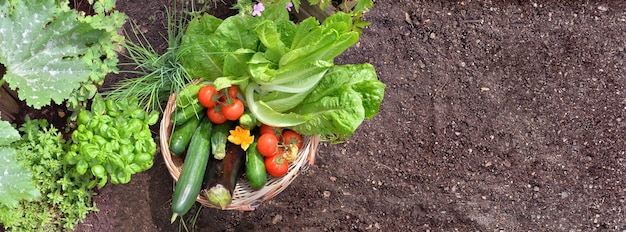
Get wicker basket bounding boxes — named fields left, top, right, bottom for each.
left=160, top=91, right=319, bottom=211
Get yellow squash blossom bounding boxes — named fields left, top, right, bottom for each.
left=282, top=144, right=299, bottom=163
left=228, top=126, right=254, bottom=151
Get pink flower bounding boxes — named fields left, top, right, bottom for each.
left=286, top=2, right=294, bottom=12
left=252, top=2, right=265, bottom=16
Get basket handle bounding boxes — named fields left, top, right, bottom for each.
left=306, top=135, right=320, bottom=166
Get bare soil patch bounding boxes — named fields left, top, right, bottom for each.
left=68, top=0, right=626, bottom=231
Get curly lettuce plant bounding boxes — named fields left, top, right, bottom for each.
left=0, top=0, right=125, bottom=112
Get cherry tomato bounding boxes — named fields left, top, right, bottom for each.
left=265, top=154, right=289, bottom=177
left=198, top=85, right=218, bottom=108
left=226, top=85, right=238, bottom=99
left=281, top=130, right=303, bottom=149
left=221, top=98, right=244, bottom=120
left=219, top=85, right=239, bottom=102
left=276, top=145, right=285, bottom=157
left=259, top=124, right=282, bottom=136
left=207, top=107, right=227, bottom=124
left=257, top=133, right=279, bottom=157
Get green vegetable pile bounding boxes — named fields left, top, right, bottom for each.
left=66, top=95, right=159, bottom=187
left=178, top=0, right=385, bottom=142
left=0, top=118, right=97, bottom=231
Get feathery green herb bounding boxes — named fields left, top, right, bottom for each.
left=102, top=6, right=192, bottom=112
left=0, top=118, right=96, bottom=231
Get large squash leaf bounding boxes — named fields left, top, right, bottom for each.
left=0, top=119, right=20, bottom=146
left=0, top=120, right=40, bottom=208
left=0, top=0, right=104, bottom=109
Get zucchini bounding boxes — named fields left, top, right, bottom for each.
left=168, top=116, right=201, bottom=156
left=245, top=142, right=267, bottom=190
left=176, top=83, right=204, bottom=108
left=238, top=111, right=257, bottom=130
left=172, top=101, right=204, bottom=126
left=202, top=143, right=246, bottom=208
left=170, top=116, right=213, bottom=223
left=211, top=120, right=234, bottom=160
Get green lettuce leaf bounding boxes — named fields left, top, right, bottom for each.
left=289, top=63, right=385, bottom=135
left=291, top=86, right=364, bottom=135
left=223, top=49, right=255, bottom=77
left=245, top=83, right=311, bottom=127
left=0, top=0, right=104, bottom=109
left=311, top=63, right=386, bottom=119
left=179, top=14, right=225, bottom=79
left=256, top=20, right=292, bottom=63
left=215, top=16, right=260, bottom=52
left=279, top=13, right=359, bottom=67
left=289, top=17, right=322, bottom=50
left=260, top=90, right=315, bottom=113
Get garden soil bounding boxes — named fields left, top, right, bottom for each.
left=50, top=0, right=626, bottom=231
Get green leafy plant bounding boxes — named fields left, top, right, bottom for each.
left=299, top=0, right=373, bottom=24
left=70, top=0, right=127, bottom=112
left=0, top=119, right=40, bottom=208
left=0, top=0, right=125, bottom=112
left=103, top=5, right=193, bottom=112
left=178, top=0, right=385, bottom=142
left=65, top=94, right=159, bottom=187
left=0, top=118, right=97, bottom=231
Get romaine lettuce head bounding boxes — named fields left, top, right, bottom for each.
left=290, top=87, right=365, bottom=135
left=297, top=63, right=385, bottom=118
left=289, top=63, right=385, bottom=136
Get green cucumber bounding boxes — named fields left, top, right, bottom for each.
left=211, top=120, right=234, bottom=160
left=245, top=142, right=267, bottom=190
left=168, top=116, right=201, bottom=156
left=172, top=101, right=204, bottom=126
left=170, top=116, right=213, bottom=223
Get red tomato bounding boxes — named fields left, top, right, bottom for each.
left=281, top=130, right=303, bottom=149
left=219, top=85, right=239, bottom=102
left=265, top=154, right=289, bottom=177
left=207, top=107, right=227, bottom=124
left=276, top=145, right=285, bottom=157
left=226, top=85, right=238, bottom=99
left=197, top=85, right=218, bottom=108
left=259, top=124, right=282, bottom=136
left=257, top=133, right=279, bottom=157
left=221, top=98, right=244, bottom=120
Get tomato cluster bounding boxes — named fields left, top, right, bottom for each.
left=255, top=125, right=304, bottom=177
left=198, top=84, right=305, bottom=178
left=198, top=85, right=244, bottom=124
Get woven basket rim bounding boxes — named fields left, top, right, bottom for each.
left=160, top=85, right=319, bottom=211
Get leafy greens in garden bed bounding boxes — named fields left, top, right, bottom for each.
left=178, top=0, right=385, bottom=142
left=0, top=120, right=40, bottom=208
left=0, top=118, right=97, bottom=231
left=0, top=0, right=125, bottom=111
left=67, top=95, right=159, bottom=187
